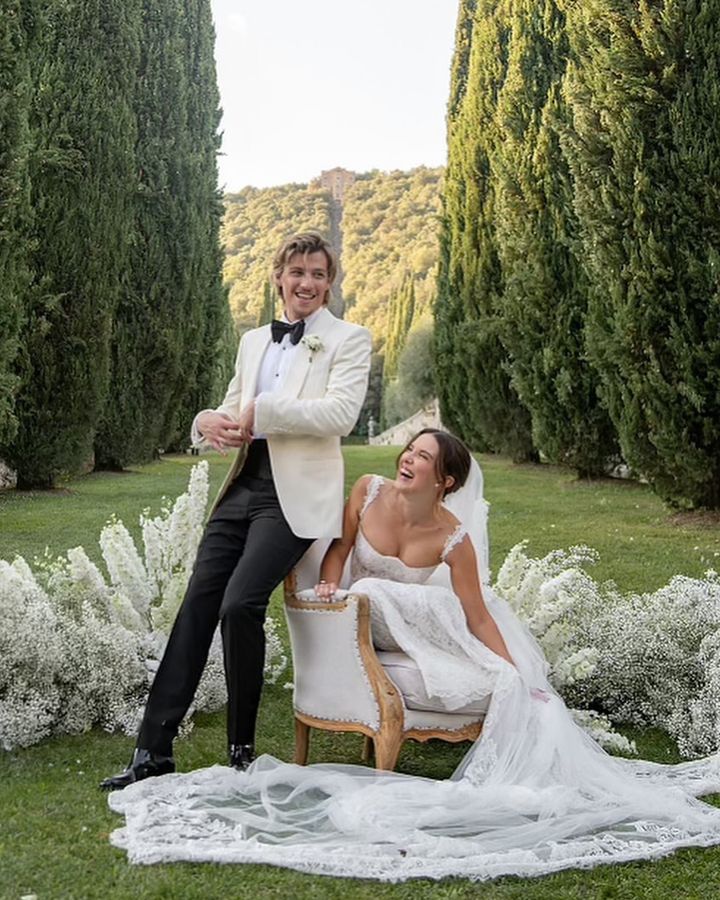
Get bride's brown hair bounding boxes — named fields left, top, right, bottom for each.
left=398, top=428, right=472, bottom=497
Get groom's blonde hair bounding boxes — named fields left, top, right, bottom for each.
left=272, top=232, right=337, bottom=305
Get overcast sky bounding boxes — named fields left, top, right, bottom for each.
left=209, top=0, right=459, bottom=190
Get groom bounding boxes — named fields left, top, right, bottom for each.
left=101, top=232, right=372, bottom=789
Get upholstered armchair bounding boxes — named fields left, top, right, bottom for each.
left=283, top=543, right=487, bottom=771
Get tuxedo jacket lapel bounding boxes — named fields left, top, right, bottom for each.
left=280, top=308, right=335, bottom=400
left=243, top=326, right=272, bottom=405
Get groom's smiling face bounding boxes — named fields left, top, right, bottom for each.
left=276, top=251, right=330, bottom=321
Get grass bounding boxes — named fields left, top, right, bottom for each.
left=1, top=446, right=720, bottom=899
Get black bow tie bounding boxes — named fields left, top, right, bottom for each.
left=271, top=318, right=305, bottom=345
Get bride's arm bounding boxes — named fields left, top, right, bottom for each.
left=314, top=475, right=370, bottom=598
left=446, top=538, right=514, bottom=666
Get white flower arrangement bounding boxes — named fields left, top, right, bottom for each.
left=4, top=479, right=720, bottom=760
left=494, top=542, right=720, bottom=756
left=0, top=461, right=288, bottom=750
left=300, top=334, right=323, bottom=359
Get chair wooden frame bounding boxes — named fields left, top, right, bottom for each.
left=284, top=572, right=483, bottom=771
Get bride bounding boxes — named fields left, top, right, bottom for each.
left=108, top=429, right=720, bottom=882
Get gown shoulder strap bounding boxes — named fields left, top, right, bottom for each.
left=359, top=475, right=385, bottom=518
left=440, top=524, right=467, bottom=562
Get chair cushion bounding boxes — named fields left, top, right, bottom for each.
left=376, top=651, right=490, bottom=717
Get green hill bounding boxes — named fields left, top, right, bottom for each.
left=342, top=166, right=442, bottom=348
left=221, top=167, right=442, bottom=348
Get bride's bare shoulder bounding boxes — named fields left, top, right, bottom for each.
left=438, top=505, right=463, bottom=532
left=348, top=474, right=385, bottom=509
left=352, top=473, right=385, bottom=493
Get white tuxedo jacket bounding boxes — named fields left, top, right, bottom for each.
left=209, top=307, right=372, bottom=538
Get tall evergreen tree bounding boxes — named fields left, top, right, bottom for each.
left=383, top=274, right=416, bottom=383
left=436, top=0, right=536, bottom=459
left=383, top=320, right=436, bottom=427
left=564, top=0, right=720, bottom=506
left=162, top=0, right=230, bottom=451
left=95, top=0, right=228, bottom=464
left=381, top=274, right=416, bottom=426
left=494, top=0, right=618, bottom=475
left=3, top=0, right=140, bottom=487
left=258, top=279, right=277, bottom=326
left=0, top=0, right=34, bottom=447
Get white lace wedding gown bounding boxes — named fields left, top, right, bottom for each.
left=108, top=471, right=720, bottom=882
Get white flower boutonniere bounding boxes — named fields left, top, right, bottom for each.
left=301, top=334, right=324, bottom=360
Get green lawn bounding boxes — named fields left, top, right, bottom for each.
left=1, top=447, right=720, bottom=899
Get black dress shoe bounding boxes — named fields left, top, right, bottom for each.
left=100, top=748, right=175, bottom=791
left=229, top=743, right=255, bottom=771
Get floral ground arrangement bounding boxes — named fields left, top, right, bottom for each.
left=2, top=448, right=720, bottom=899
left=0, top=461, right=287, bottom=750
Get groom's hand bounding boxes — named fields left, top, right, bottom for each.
left=197, top=411, right=247, bottom=454
left=236, top=401, right=256, bottom=442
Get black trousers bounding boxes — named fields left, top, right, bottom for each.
left=137, top=443, right=312, bottom=754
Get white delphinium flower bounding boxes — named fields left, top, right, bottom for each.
left=494, top=544, right=601, bottom=683
left=143, top=461, right=209, bottom=632
left=35, top=547, right=112, bottom=621
left=193, top=631, right=227, bottom=714
left=493, top=544, right=623, bottom=750
left=553, top=647, right=600, bottom=689
left=0, top=462, right=307, bottom=748
left=494, top=541, right=530, bottom=597
left=100, top=518, right=153, bottom=620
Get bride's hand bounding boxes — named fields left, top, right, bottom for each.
left=314, top=580, right=338, bottom=601
left=530, top=687, right=551, bottom=703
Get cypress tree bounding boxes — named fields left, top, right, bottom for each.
left=564, top=0, right=720, bottom=506
left=383, top=320, right=436, bottom=426
left=3, top=0, right=140, bottom=487
left=161, top=0, right=230, bottom=451
left=494, top=0, right=618, bottom=475
left=95, top=0, right=228, bottom=464
left=436, top=0, right=537, bottom=460
left=383, top=274, right=416, bottom=383
left=0, top=0, right=34, bottom=447
left=258, top=279, right=276, bottom=326
left=381, top=274, right=415, bottom=426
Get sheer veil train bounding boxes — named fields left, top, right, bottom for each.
left=108, top=459, right=720, bottom=882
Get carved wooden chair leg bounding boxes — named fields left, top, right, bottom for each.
left=361, top=735, right=374, bottom=763
left=294, top=718, right=310, bottom=765
left=373, top=729, right=403, bottom=771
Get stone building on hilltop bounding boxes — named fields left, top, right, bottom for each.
left=314, top=167, right=356, bottom=202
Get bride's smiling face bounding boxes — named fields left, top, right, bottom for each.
left=396, top=433, right=449, bottom=495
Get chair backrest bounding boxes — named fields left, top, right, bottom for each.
left=284, top=593, right=382, bottom=729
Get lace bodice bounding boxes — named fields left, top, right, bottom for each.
left=351, top=529, right=436, bottom=585
left=349, top=475, right=466, bottom=586
left=350, top=475, right=469, bottom=652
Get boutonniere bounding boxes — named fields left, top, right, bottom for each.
left=301, top=335, right=324, bottom=359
